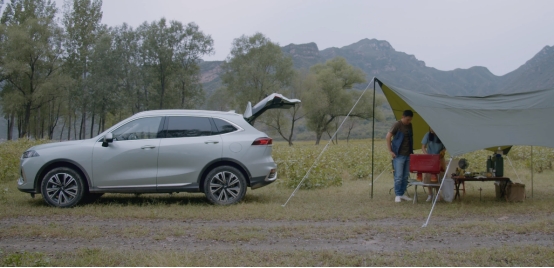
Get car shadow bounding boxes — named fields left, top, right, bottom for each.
left=24, top=192, right=271, bottom=208
left=93, top=193, right=212, bottom=206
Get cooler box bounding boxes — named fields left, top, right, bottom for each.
left=409, top=154, right=441, bottom=174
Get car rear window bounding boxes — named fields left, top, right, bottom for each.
left=165, top=116, right=213, bottom=138
left=213, top=118, right=238, bottom=134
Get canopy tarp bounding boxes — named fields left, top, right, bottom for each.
left=376, top=78, right=554, bottom=156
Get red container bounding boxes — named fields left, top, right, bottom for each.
left=409, top=154, right=441, bottom=174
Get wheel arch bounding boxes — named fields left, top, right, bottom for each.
left=198, top=158, right=252, bottom=192
left=34, top=159, right=92, bottom=194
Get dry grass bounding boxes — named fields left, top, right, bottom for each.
left=2, top=165, right=553, bottom=222
left=2, top=245, right=553, bottom=266
left=1, top=139, right=554, bottom=266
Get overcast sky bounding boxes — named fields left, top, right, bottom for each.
left=64, top=0, right=554, bottom=76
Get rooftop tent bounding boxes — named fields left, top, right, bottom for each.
left=375, top=78, right=554, bottom=156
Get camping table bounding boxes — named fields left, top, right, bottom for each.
left=408, top=181, right=441, bottom=204
left=451, top=176, right=511, bottom=201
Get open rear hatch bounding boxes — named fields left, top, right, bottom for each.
left=243, top=93, right=301, bottom=124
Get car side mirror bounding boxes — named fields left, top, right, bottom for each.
left=102, top=133, right=114, bottom=147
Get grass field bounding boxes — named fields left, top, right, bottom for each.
left=1, top=139, right=553, bottom=266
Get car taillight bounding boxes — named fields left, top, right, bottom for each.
left=252, top=137, right=272, bottom=145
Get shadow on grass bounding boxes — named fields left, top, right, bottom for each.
left=94, top=193, right=211, bottom=207
left=23, top=191, right=272, bottom=208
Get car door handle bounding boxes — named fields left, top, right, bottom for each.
left=204, top=141, right=219, bottom=144
left=141, top=145, right=156, bottom=149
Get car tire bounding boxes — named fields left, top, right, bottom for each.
left=203, top=166, right=247, bottom=205
left=40, top=167, right=86, bottom=208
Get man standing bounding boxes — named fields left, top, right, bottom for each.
left=386, top=110, right=414, bottom=202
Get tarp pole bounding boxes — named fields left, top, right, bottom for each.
left=282, top=78, right=375, bottom=207
left=370, top=165, right=390, bottom=185
left=371, top=78, right=376, bottom=199
left=531, top=146, right=534, bottom=198
left=506, top=156, right=522, bottom=183
left=422, top=157, right=453, bottom=228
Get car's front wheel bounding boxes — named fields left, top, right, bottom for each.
left=41, top=167, right=85, bottom=208
left=203, top=166, right=247, bottom=205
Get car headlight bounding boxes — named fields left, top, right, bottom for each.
left=21, top=150, right=40, bottom=159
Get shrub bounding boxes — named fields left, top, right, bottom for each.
left=0, top=139, right=51, bottom=183
left=273, top=140, right=391, bottom=189
left=0, top=250, right=51, bottom=267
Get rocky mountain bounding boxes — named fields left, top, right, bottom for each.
left=281, top=42, right=321, bottom=69
left=315, top=39, right=504, bottom=95
left=500, top=45, right=554, bottom=93
left=199, top=38, right=554, bottom=96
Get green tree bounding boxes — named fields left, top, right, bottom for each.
left=138, top=18, right=213, bottom=109
left=0, top=83, right=20, bottom=140
left=88, top=27, right=120, bottom=134
left=138, top=18, right=177, bottom=109
left=112, top=23, right=147, bottom=114
left=0, top=0, right=56, bottom=25
left=206, top=86, right=233, bottom=111
left=62, top=0, right=103, bottom=139
left=259, top=70, right=312, bottom=146
left=304, top=57, right=377, bottom=145
left=0, top=0, right=64, bottom=138
left=221, top=33, right=294, bottom=110
left=174, top=22, right=213, bottom=108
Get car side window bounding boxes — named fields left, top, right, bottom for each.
left=213, top=118, right=238, bottom=134
left=165, top=116, right=213, bottom=138
left=112, top=117, right=163, bottom=141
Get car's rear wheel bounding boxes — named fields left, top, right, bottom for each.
left=40, top=167, right=85, bottom=208
left=203, top=166, right=247, bottom=205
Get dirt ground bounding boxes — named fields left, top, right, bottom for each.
left=2, top=214, right=553, bottom=255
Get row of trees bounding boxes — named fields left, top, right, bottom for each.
left=0, top=0, right=382, bottom=144
left=0, top=0, right=213, bottom=140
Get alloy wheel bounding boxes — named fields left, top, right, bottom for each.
left=45, top=173, right=79, bottom=205
left=209, top=171, right=242, bottom=202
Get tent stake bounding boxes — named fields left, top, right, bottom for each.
left=531, top=146, right=534, bottom=198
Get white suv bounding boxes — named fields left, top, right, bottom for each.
left=17, top=94, right=300, bottom=207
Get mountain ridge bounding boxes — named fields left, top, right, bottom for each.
left=199, top=38, right=554, bottom=96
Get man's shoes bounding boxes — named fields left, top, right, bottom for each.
left=400, top=195, right=412, bottom=201
left=395, top=196, right=401, bottom=203
left=426, top=195, right=433, bottom=202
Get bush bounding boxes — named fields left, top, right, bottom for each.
left=274, top=140, right=553, bottom=189
left=0, top=250, right=51, bottom=267
left=273, top=140, right=391, bottom=189
left=0, top=139, right=51, bottom=183
left=458, top=146, right=554, bottom=174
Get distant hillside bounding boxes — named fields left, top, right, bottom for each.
left=500, top=45, right=554, bottom=93
left=199, top=60, right=224, bottom=96
left=200, top=38, right=554, bottom=96
left=315, top=39, right=503, bottom=95
left=281, top=42, right=322, bottom=69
